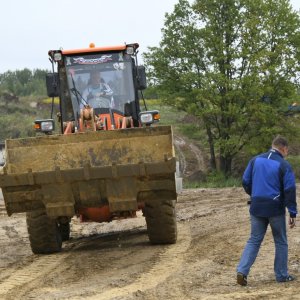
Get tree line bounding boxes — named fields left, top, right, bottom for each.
left=144, top=0, right=300, bottom=175
left=0, top=68, right=48, bottom=96
left=0, top=69, right=50, bottom=141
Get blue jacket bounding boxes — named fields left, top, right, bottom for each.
left=242, top=149, right=297, bottom=218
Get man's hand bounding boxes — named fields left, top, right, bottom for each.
left=289, top=217, right=296, bottom=229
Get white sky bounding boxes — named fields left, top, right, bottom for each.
left=0, top=0, right=299, bottom=73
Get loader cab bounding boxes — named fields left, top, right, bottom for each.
left=47, top=43, right=146, bottom=132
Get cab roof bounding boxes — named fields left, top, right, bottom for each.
left=61, top=43, right=139, bottom=55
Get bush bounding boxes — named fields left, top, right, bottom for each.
left=287, top=156, right=300, bottom=180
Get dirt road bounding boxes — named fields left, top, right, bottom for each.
left=0, top=186, right=299, bottom=300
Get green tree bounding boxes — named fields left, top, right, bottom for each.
left=0, top=69, right=48, bottom=96
left=144, top=0, right=300, bottom=174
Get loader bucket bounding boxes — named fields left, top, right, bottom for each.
left=0, top=126, right=177, bottom=218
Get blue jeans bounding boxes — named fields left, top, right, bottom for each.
left=237, top=214, right=288, bottom=282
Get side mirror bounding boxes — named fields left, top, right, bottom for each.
left=136, top=66, right=147, bottom=90
left=46, top=73, right=60, bottom=97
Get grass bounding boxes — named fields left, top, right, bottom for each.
left=144, top=101, right=186, bottom=128
left=145, top=100, right=205, bottom=139
left=183, top=171, right=242, bottom=189
left=42, top=97, right=60, bottom=104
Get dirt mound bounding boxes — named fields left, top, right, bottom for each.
left=174, top=134, right=209, bottom=179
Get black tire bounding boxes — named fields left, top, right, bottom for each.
left=26, top=210, right=62, bottom=254
left=59, top=222, right=70, bottom=242
left=144, top=199, right=177, bottom=244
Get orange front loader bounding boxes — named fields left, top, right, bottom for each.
left=0, top=43, right=179, bottom=254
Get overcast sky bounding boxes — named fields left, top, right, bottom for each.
left=0, top=0, right=299, bottom=73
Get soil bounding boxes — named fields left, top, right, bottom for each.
left=0, top=185, right=299, bottom=300
left=174, top=134, right=209, bottom=178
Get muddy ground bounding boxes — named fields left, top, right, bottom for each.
left=0, top=185, right=299, bottom=300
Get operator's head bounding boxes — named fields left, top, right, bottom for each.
left=272, top=135, right=289, bottom=157
left=90, top=70, right=101, bottom=88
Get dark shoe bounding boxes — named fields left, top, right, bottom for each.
left=278, top=275, right=296, bottom=283
left=237, top=272, right=247, bottom=286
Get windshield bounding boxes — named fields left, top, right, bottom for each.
left=64, top=52, right=135, bottom=116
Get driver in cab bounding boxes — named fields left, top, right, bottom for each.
left=82, top=70, right=113, bottom=108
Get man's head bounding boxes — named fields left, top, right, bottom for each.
left=272, top=135, right=289, bottom=157
left=90, top=70, right=101, bottom=88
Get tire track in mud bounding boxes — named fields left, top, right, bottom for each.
left=0, top=221, right=190, bottom=300
left=0, top=233, right=86, bottom=299
left=81, top=223, right=191, bottom=300
left=0, top=203, right=7, bottom=216
left=0, top=223, right=191, bottom=300
left=0, top=253, right=67, bottom=298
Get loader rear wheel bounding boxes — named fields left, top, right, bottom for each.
left=144, top=199, right=177, bottom=244
left=26, top=210, right=62, bottom=254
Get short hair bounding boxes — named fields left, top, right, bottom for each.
left=272, top=135, right=288, bottom=148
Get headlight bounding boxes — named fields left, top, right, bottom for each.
left=41, top=121, right=54, bottom=131
left=140, top=113, right=153, bottom=124
left=34, top=119, right=55, bottom=133
left=53, top=52, right=62, bottom=61
left=126, top=46, right=134, bottom=55
left=139, top=110, right=160, bottom=125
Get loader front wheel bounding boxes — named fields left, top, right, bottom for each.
left=144, top=199, right=177, bottom=244
left=26, top=210, right=62, bottom=254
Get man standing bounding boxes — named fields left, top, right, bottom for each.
left=237, top=136, right=297, bottom=286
